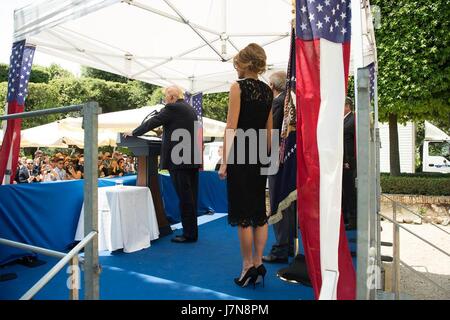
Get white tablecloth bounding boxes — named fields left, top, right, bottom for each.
left=75, top=186, right=159, bottom=253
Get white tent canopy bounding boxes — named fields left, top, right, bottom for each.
left=13, top=0, right=375, bottom=94
left=13, top=105, right=226, bottom=148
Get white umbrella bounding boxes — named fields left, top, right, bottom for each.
left=3, top=105, right=225, bottom=148
left=59, top=104, right=226, bottom=140
left=18, top=121, right=117, bottom=148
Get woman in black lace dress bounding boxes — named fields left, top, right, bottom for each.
left=218, top=43, right=273, bottom=288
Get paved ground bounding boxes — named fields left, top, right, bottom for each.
left=380, top=219, right=450, bottom=300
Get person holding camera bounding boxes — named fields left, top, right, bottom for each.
left=108, top=159, right=124, bottom=177
left=98, top=156, right=109, bottom=177
left=41, top=164, right=56, bottom=182
left=125, top=156, right=136, bottom=174
left=53, top=158, right=67, bottom=181
left=67, top=158, right=83, bottom=180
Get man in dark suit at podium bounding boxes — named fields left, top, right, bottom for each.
left=124, top=86, right=201, bottom=243
left=343, top=97, right=357, bottom=230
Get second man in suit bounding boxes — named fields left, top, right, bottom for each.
left=343, top=97, right=357, bottom=230
left=263, top=71, right=297, bottom=263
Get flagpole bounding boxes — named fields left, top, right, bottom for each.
left=291, top=0, right=299, bottom=258
left=1, top=103, right=9, bottom=185
left=276, top=0, right=312, bottom=288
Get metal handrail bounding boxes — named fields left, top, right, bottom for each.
left=0, top=238, right=86, bottom=265
left=1, top=101, right=100, bottom=300
left=0, top=238, right=66, bottom=259
left=0, top=104, right=84, bottom=120
left=382, top=194, right=450, bottom=236
left=20, top=232, right=96, bottom=300
left=379, top=198, right=450, bottom=300
left=380, top=213, right=450, bottom=258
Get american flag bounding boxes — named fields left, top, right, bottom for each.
left=295, top=0, right=355, bottom=299
left=268, top=28, right=297, bottom=225
left=368, top=62, right=376, bottom=101
left=297, top=0, right=351, bottom=43
left=0, top=40, right=35, bottom=184
left=185, top=92, right=203, bottom=167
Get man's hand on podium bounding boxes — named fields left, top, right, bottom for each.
left=123, top=132, right=133, bottom=138
left=152, top=127, right=163, bottom=136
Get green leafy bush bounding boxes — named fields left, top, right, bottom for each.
left=380, top=174, right=450, bottom=196
left=0, top=63, right=51, bottom=84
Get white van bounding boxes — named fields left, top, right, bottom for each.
left=422, top=121, right=450, bottom=173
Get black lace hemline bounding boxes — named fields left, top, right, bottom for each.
left=228, top=216, right=269, bottom=228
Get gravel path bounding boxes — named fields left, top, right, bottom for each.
left=380, top=220, right=450, bottom=300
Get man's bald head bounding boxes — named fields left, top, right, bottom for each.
left=164, top=86, right=184, bottom=104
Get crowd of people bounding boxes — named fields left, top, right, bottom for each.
left=14, top=149, right=136, bottom=184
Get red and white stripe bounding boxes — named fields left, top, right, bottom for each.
left=0, top=101, right=23, bottom=184
left=296, top=38, right=355, bottom=299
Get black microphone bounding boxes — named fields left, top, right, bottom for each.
left=140, top=109, right=160, bottom=125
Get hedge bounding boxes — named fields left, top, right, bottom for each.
left=380, top=174, right=450, bottom=196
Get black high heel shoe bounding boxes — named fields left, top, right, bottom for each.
left=255, top=264, right=267, bottom=287
left=234, top=267, right=258, bottom=288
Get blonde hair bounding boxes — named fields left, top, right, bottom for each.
left=233, top=43, right=267, bottom=75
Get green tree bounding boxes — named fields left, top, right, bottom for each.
left=126, top=80, right=155, bottom=107
left=0, top=63, right=51, bottom=84
left=23, top=83, right=61, bottom=128
left=0, top=64, right=8, bottom=82
left=50, top=77, right=155, bottom=114
left=203, top=92, right=228, bottom=122
left=148, top=87, right=165, bottom=105
left=0, top=82, right=61, bottom=129
left=372, top=0, right=450, bottom=175
left=47, top=63, right=74, bottom=80
left=81, top=66, right=129, bottom=83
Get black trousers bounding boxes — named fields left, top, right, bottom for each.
left=270, top=201, right=296, bottom=258
left=169, top=168, right=199, bottom=240
left=342, top=168, right=357, bottom=223
left=268, top=175, right=296, bottom=258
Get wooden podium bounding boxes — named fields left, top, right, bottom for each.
left=117, top=134, right=172, bottom=237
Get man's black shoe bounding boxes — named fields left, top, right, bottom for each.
left=16, top=256, right=46, bottom=268
left=171, top=236, right=197, bottom=243
left=262, top=254, right=288, bottom=263
left=0, top=273, right=17, bottom=282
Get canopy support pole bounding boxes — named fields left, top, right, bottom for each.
left=130, top=38, right=220, bottom=78
left=162, top=0, right=226, bottom=61
left=124, top=0, right=221, bottom=36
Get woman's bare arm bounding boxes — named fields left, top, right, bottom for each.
left=219, top=82, right=241, bottom=179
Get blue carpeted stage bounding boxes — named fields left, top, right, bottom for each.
left=0, top=215, right=321, bottom=300
left=0, top=171, right=356, bottom=300
left=0, top=172, right=227, bottom=265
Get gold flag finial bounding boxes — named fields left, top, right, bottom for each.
left=291, top=0, right=296, bottom=28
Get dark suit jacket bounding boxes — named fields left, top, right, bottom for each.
left=272, top=91, right=286, bottom=131
left=343, top=112, right=356, bottom=170
left=18, top=166, right=38, bottom=183
left=132, top=99, right=201, bottom=170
